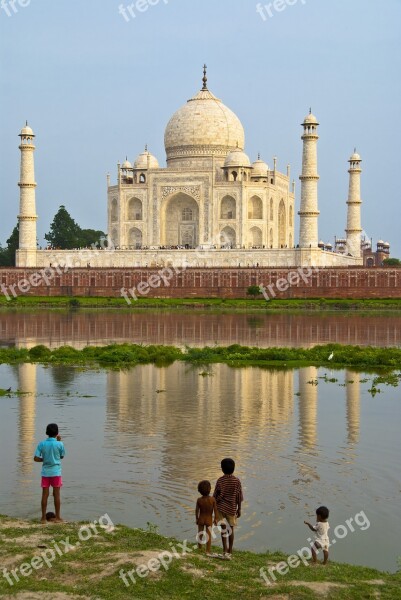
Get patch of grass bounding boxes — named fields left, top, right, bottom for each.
left=0, top=515, right=399, bottom=599
left=1, top=295, right=401, bottom=313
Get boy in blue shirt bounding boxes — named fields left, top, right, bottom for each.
left=34, top=423, right=66, bottom=524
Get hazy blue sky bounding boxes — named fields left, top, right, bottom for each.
left=1, top=0, right=400, bottom=255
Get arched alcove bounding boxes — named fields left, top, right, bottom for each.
left=111, top=199, right=118, bottom=222
left=220, top=195, right=236, bottom=220
left=279, top=200, right=286, bottom=247
left=129, top=227, right=143, bottom=248
left=128, top=198, right=143, bottom=221
left=220, top=226, right=236, bottom=248
left=250, top=226, right=263, bottom=247
left=249, top=196, right=263, bottom=220
left=111, top=228, right=118, bottom=247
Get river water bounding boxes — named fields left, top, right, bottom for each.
left=0, top=358, right=399, bottom=572
left=1, top=309, right=401, bottom=348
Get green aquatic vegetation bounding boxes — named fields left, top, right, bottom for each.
left=372, top=372, right=401, bottom=387
left=1, top=343, right=401, bottom=376
left=0, top=388, right=29, bottom=396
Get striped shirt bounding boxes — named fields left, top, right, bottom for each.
left=213, top=474, right=243, bottom=516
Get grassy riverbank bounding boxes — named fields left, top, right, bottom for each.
left=0, top=516, right=399, bottom=600
left=1, top=296, right=401, bottom=312
left=1, top=343, right=401, bottom=373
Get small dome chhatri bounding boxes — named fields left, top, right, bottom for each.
left=20, top=121, right=34, bottom=136
left=350, top=149, right=361, bottom=161
left=134, top=147, right=159, bottom=170
left=122, top=157, right=132, bottom=169
left=303, top=109, right=319, bottom=125
left=224, top=147, right=251, bottom=168
left=251, top=155, right=269, bottom=177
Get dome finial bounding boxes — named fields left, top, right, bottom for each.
left=202, top=64, right=208, bottom=90
left=309, top=107, right=312, bottom=114
left=354, top=147, right=357, bottom=153
left=258, top=152, right=261, bottom=160
left=26, top=119, right=28, bottom=126
left=145, top=144, right=148, bottom=152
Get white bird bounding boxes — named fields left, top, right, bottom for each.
left=328, top=352, right=334, bottom=361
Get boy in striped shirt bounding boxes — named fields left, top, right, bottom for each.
left=213, top=458, right=243, bottom=559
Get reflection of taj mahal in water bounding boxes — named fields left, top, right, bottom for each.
left=17, top=67, right=367, bottom=269
left=14, top=364, right=361, bottom=482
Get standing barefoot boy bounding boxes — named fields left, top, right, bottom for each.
left=34, top=423, right=65, bottom=524
left=213, top=458, right=243, bottom=560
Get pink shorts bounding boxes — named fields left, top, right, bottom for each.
left=41, top=476, right=63, bottom=488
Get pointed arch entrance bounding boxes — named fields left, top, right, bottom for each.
left=161, top=193, right=199, bottom=247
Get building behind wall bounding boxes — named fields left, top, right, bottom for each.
left=16, top=68, right=372, bottom=270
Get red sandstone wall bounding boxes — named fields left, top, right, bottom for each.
left=1, top=267, right=401, bottom=299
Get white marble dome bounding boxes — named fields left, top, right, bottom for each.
left=164, top=88, right=245, bottom=161
left=20, top=124, right=34, bottom=136
left=251, top=157, right=269, bottom=177
left=134, top=150, right=159, bottom=170
left=303, top=112, right=318, bottom=124
left=224, top=148, right=251, bottom=168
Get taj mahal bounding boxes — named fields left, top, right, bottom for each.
left=16, top=67, right=364, bottom=269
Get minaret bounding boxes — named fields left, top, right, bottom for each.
left=16, top=122, right=38, bottom=267
left=345, top=150, right=362, bottom=258
left=299, top=111, right=320, bottom=248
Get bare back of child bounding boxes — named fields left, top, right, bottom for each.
left=196, top=481, right=218, bottom=555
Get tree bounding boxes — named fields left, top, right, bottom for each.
left=0, top=245, right=10, bottom=266
left=382, top=258, right=401, bottom=267
left=45, top=206, right=105, bottom=249
left=79, top=228, right=106, bottom=248
left=6, top=224, right=19, bottom=266
left=45, top=205, right=81, bottom=249
left=0, top=223, right=19, bottom=267
left=247, top=285, right=262, bottom=298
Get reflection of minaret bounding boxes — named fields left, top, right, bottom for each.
left=298, top=367, right=318, bottom=450
left=18, top=363, right=37, bottom=476
left=345, top=370, right=360, bottom=445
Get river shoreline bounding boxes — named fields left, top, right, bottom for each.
left=0, top=515, right=399, bottom=599
left=2, top=296, right=401, bottom=313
